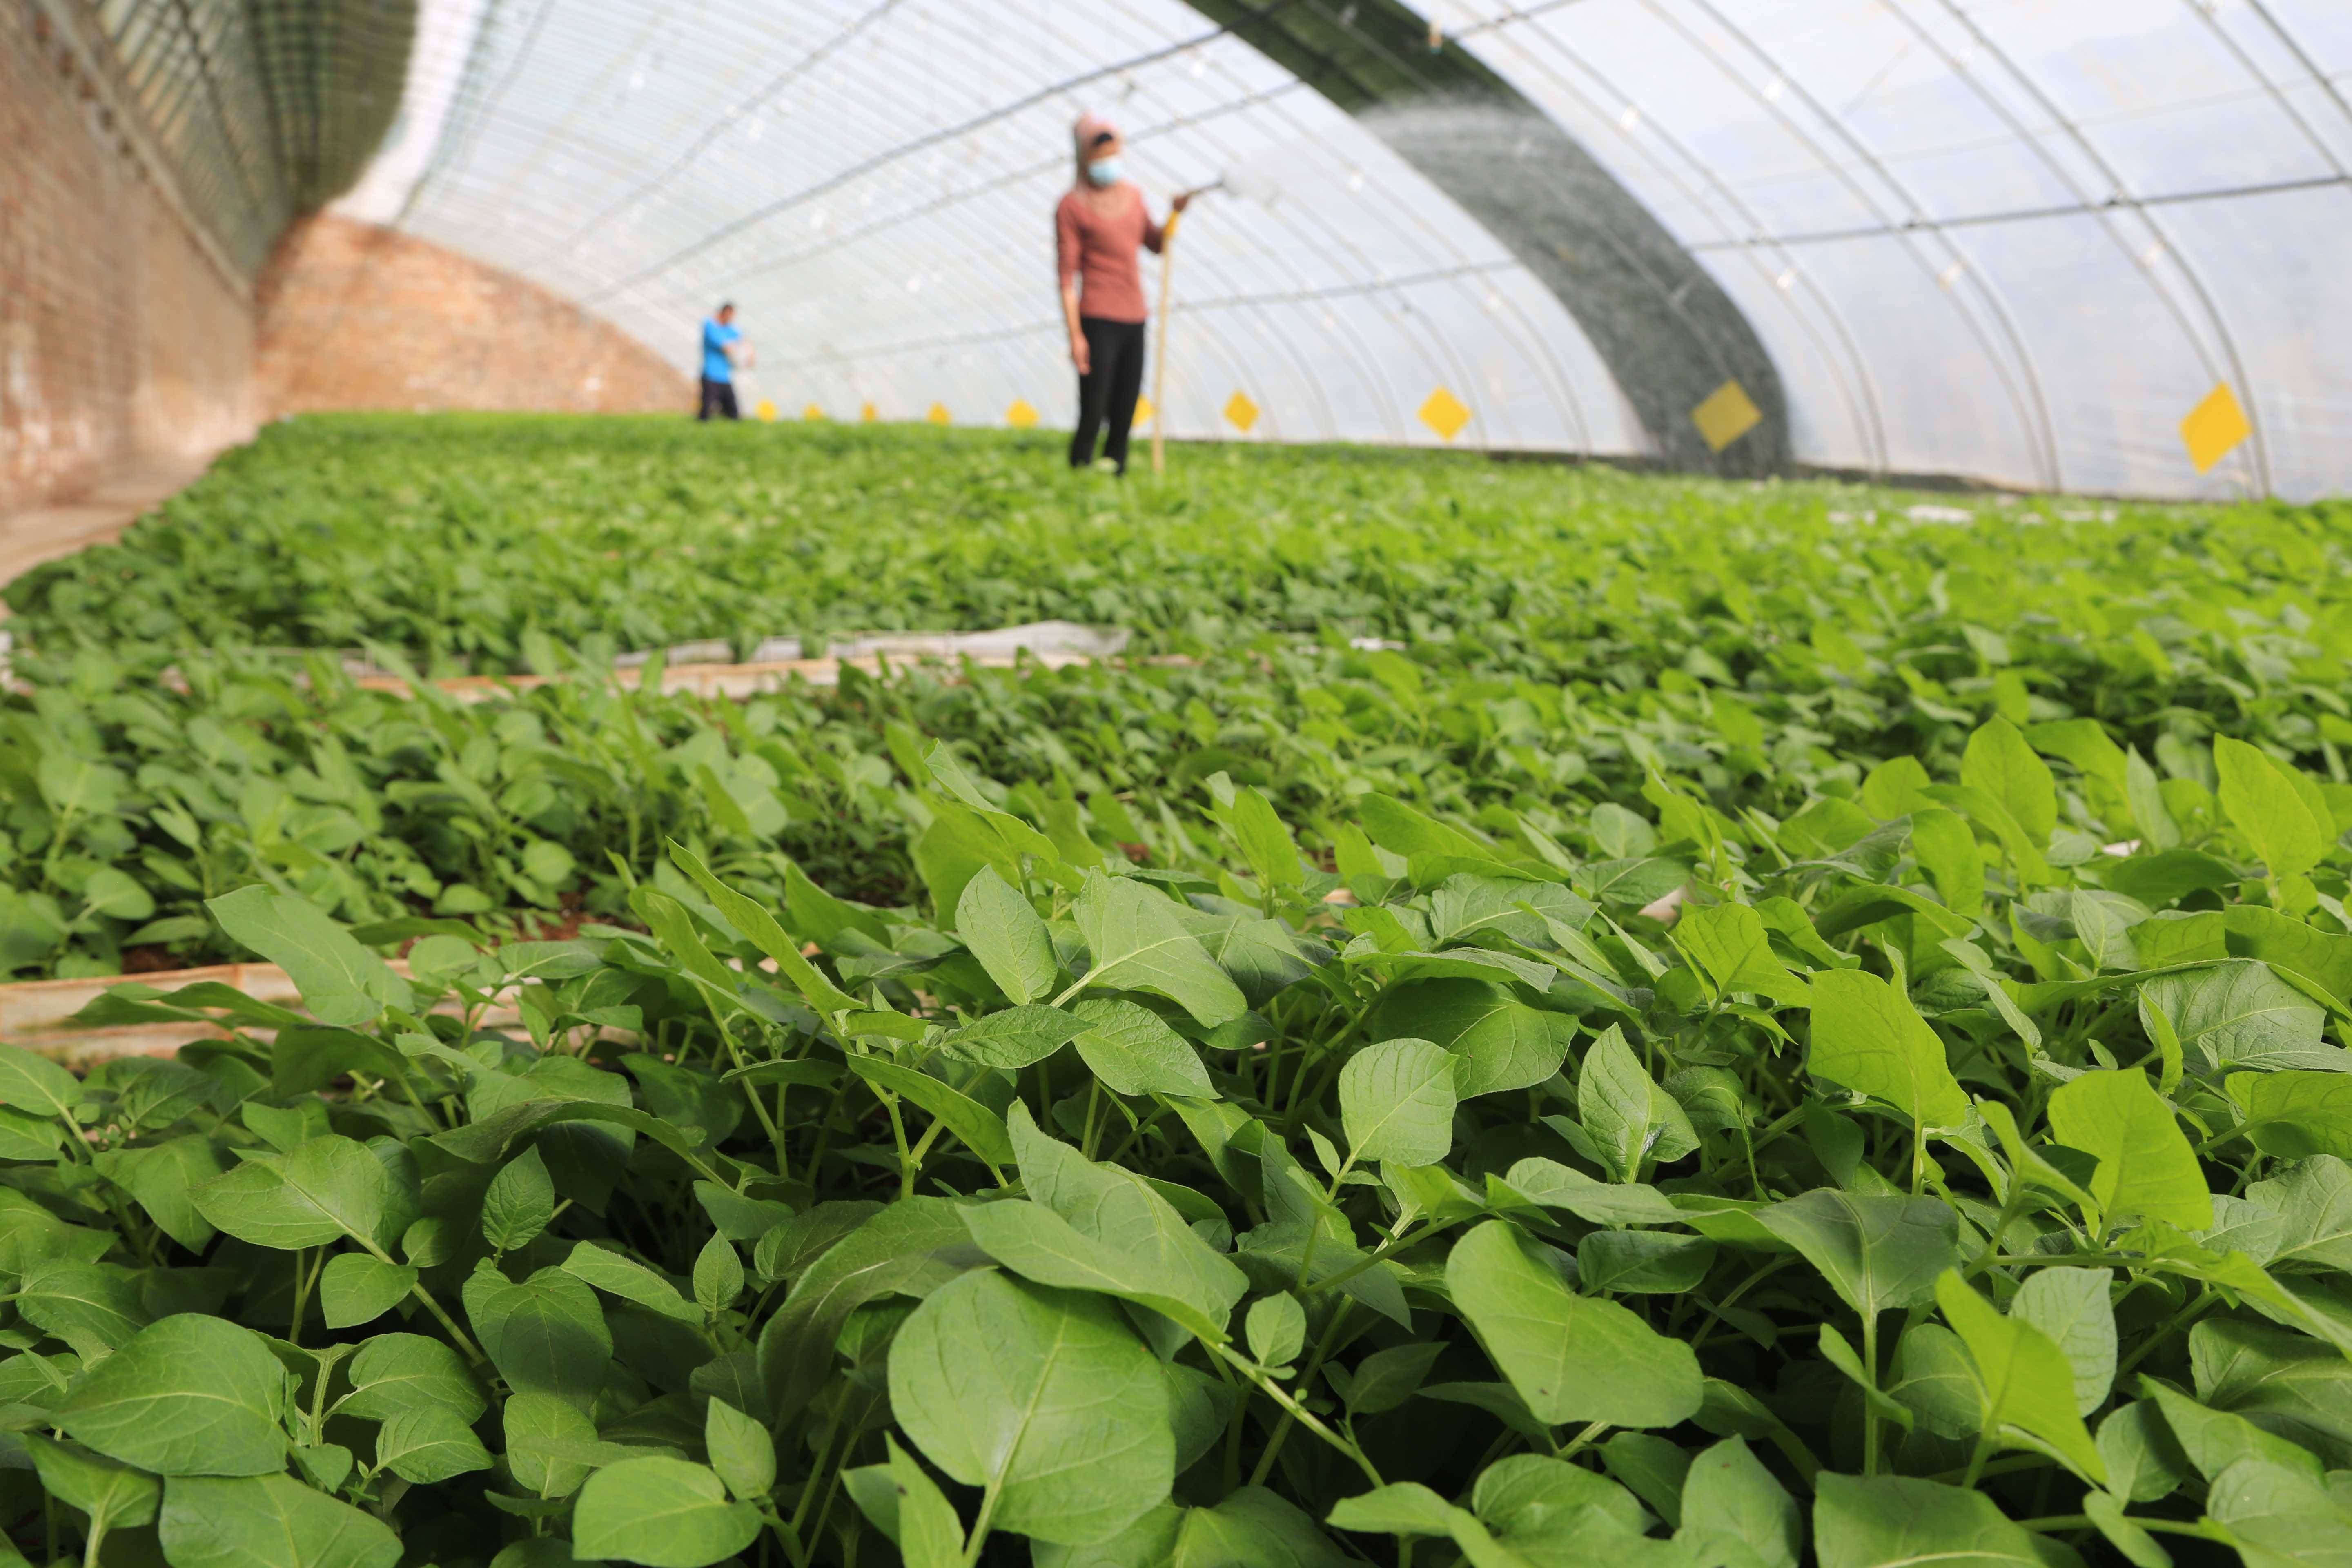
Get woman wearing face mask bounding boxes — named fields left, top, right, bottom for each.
left=1056, top=113, right=1190, bottom=474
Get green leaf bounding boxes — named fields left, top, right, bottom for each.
left=1755, top=1190, right=1960, bottom=1321
left=1222, top=787, right=1305, bottom=890
left=887, top=1268, right=1173, bottom=1546
left=1246, top=1293, right=1305, bottom=1368
left=846, top=1436, right=965, bottom=1568
left=94, top=1135, right=227, bottom=1250
left=2203, top=1456, right=2352, bottom=1566
left=846, top=1055, right=1014, bottom=1168
left=502, top=1393, right=608, bottom=1499
left=2045, top=1069, right=2212, bottom=1231
left=940, top=1003, right=1087, bottom=1070
left=1577, top=1229, right=1717, bottom=1294
left=2215, top=737, right=2327, bottom=880
left=318, top=1254, right=416, bottom=1330
left=2139, top=961, right=2336, bottom=1075
left=2247, top=1155, right=2352, bottom=1271
left=2009, top=1266, right=2117, bottom=1418
left=693, top=1235, right=744, bottom=1314
left=2192, top=1317, right=2352, bottom=1466
left=18, top=1259, right=150, bottom=1353
left=374, top=1407, right=492, bottom=1484
left=1445, top=1219, right=1702, bottom=1429
left=757, top=1198, right=983, bottom=1422
left=461, top=1263, right=612, bottom=1410
left=1811, top=1474, right=2045, bottom=1568
left=959, top=1105, right=1244, bottom=1341
left=206, top=886, right=412, bottom=1026
left=191, top=1135, right=395, bottom=1252
left=560, top=1241, right=700, bottom=1323
left=1804, top=968, right=1969, bottom=1129
left=1370, top=980, right=1576, bottom=1098
left=1676, top=1437, right=1800, bottom=1568
left=1326, top=1483, right=1457, bottom=1538
left=956, top=865, right=1058, bottom=1004
left=1673, top=902, right=1813, bottom=1005
left=2229, top=1070, right=2352, bottom=1160
left=1935, top=1270, right=2107, bottom=1483
left=572, top=1457, right=763, bottom=1568
left=1070, top=870, right=1247, bottom=1027
left=704, top=1398, right=775, bottom=1502
left=1961, top=718, right=2056, bottom=849
left=336, top=1333, right=486, bottom=1423
left=0, top=1042, right=87, bottom=1125
left=2127, top=747, right=2183, bottom=851
left=27, top=1437, right=160, bottom=1534
left=159, top=1474, right=401, bottom=1568
left=1339, top=1038, right=1458, bottom=1167
left=1069, top=999, right=1214, bottom=1097
left=482, top=1146, right=555, bottom=1252
left=666, top=842, right=857, bottom=1014
left=1575, top=1025, right=1694, bottom=1182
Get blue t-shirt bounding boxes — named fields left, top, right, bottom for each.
left=702, top=319, right=741, bottom=382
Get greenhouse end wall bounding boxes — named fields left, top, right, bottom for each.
left=254, top=217, right=692, bottom=418
left=0, top=0, right=257, bottom=516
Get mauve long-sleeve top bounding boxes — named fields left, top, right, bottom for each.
left=1055, top=186, right=1165, bottom=325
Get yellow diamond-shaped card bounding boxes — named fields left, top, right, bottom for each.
left=1419, top=386, right=1471, bottom=441
left=2181, top=381, right=2251, bottom=474
left=1135, top=394, right=1156, bottom=427
left=1692, top=379, right=1763, bottom=452
left=1007, top=399, right=1038, bottom=430
left=803, top=404, right=824, bottom=421
left=1225, top=391, right=1259, bottom=434
left=927, top=403, right=951, bottom=426
left=754, top=400, right=778, bottom=422
left=861, top=401, right=878, bottom=423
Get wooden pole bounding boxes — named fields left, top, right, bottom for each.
left=1151, top=209, right=1181, bottom=477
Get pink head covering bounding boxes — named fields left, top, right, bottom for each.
left=1072, top=111, right=1120, bottom=187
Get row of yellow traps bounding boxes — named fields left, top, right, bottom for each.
left=758, top=377, right=2256, bottom=473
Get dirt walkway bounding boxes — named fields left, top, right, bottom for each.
left=0, top=453, right=216, bottom=597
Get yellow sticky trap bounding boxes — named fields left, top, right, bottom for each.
left=1007, top=399, right=1038, bottom=430
left=927, top=403, right=950, bottom=426
left=1224, top=391, right=1259, bottom=434
left=802, top=404, right=824, bottom=422
left=754, top=400, right=778, bottom=422
left=1135, top=395, right=1156, bottom=427
left=861, top=402, right=878, bottom=423
left=1692, top=380, right=1762, bottom=452
left=1419, top=386, right=1471, bottom=441
left=2181, top=382, right=2251, bottom=474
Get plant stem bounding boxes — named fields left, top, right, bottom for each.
left=1862, top=1312, right=1881, bottom=1477
left=1206, top=1340, right=1384, bottom=1489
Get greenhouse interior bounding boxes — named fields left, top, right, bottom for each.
left=6, top=1, right=2352, bottom=1565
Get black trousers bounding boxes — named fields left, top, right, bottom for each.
left=1071, top=317, right=1145, bottom=473
left=697, top=377, right=740, bottom=421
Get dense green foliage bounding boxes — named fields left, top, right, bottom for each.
left=10, top=415, right=2352, bottom=982
left=2, top=417, right=2352, bottom=1568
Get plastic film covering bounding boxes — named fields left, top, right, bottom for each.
left=84, top=0, right=416, bottom=274
left=239, top=0, right=2348, bottom=497
left=346, top=0, right=1642, bottom=457
left=1432, top=0, right=2352, bottom=500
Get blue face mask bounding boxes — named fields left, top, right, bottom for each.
left=1085, top=157, right=1122, bottom=187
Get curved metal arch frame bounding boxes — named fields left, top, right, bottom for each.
left=1902, top=0, right=2275, bottom=494
left=1444, top=8, right=1884, bottom=472
left=1189, top=0, right=1794, bottom=473
left=1662, top=0, right=2064, bottom=491
left=399, top=0, right=1617, bottom=453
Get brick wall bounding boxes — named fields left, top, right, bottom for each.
left=256, top=216, right=692, bottom=416
left=0, top=0, right=258, bottom=515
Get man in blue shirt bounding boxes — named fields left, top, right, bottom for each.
left=698, top=304, right=746, bottom=420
